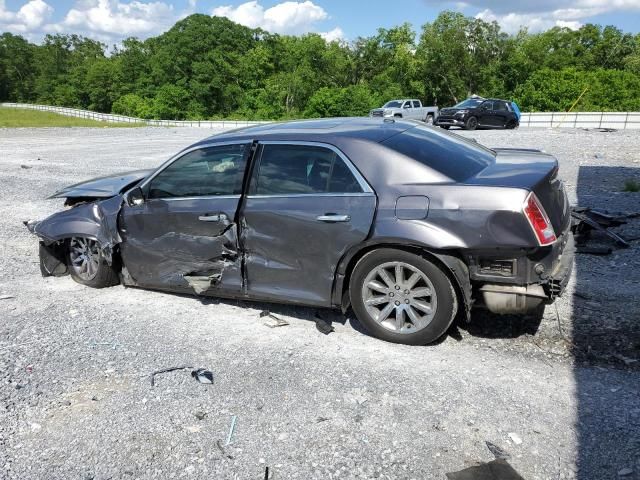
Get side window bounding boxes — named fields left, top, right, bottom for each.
left=403, top=101, right=412, bottom=109
left=412, top=100, right=421, bottom=108
left=148, top=144, right=248, bottom=199
left=495, top=101, right=509, bottom=111
left=252, top=144, right=363, bottom=195
left=482, top=101, right=494, bottom=110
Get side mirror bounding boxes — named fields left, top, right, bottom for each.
left=127, top=186, right=145, bottom=206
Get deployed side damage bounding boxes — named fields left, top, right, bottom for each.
left=27, top=194, right=241, bottom=294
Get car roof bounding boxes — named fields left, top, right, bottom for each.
left=193, top=117, right=417, bottom=147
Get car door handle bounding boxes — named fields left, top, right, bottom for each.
left=316, top=214, right=351, bottom=223
left=199, top=213, right=226, bottom=222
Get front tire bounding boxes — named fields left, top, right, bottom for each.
left=67, top=237, right=119, bottom=288
left=349, top=249, right=457, bottom=345
left=465, top=116, right=478, bottom=130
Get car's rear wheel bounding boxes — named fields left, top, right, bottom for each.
left=67, top=237, right=119, bottom=288
left=440, top=125, right=450, bottom=130
left=349, top=249, right=457, bottom=345
left=506, top=119, right=518, bottom=129
left=425, top=114, right=434, bottom=125
left=465, top=116, right=478, bottom=130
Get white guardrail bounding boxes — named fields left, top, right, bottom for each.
left=3, top=102, right=640, bottom=130
left=1, top=103, right=269, bottom=129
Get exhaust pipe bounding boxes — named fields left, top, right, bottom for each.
left=479, top=284, right=547, bottom=315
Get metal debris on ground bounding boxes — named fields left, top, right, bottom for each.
left=260, top=310, right=289, bottom=328
left=0, top=294, right=15, bottom=300
left=20, top=165, right=32, bottom=169
left=446, top=459, right=525, bottom=480
left=150, top=366, right=213, bottom=386
left=485, top=441, right=511, bottom=460
left=314, top=313, right=335, bottom=335
left=572, top=207, right=632, bottom=252
left=194, top=411, right=207, bottom=420
left=225, top=415, right=237, bottom=446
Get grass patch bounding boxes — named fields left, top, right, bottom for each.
left=623, top=179, right=640, bottom=192
left=0, top=107, right=143, bottom=128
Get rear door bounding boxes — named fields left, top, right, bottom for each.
left=493, top=101, right=511, bottom=127
left=477, top=101, right=495, bottom=127
left=119, top=142, right=251, bottom=294
left=242, top=142, right=376, bottom=306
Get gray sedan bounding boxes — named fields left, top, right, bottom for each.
left=27, top=118, right=574, bottom=345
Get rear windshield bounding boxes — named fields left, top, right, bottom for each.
left=381, top=125, right=495, bottom=182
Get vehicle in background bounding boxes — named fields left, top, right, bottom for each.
left=434, top=97, right=519, bottom=130
left=369, top=99, right=438, bottom=124
left=26, top=118, right=573, bottom=346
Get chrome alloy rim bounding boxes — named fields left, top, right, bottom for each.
left=69, top=237, right=100, bottom=281
left=361, top=261, right=437, bottom=334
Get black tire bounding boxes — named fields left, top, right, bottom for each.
left=425, top=114, right=434, bottom=125
left=465, top=116, right=478, bottom=130
left=506, top=120, right=518, bottom=129
left=349, top=248, right=457, bottom=345
left=394, top=113, right=403, bottom=118
left=66, top=237, right=119, bottom=288
left=440, top=125, right=450, bottom=130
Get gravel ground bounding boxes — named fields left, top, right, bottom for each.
left=0, top=126, right=639, bottom=480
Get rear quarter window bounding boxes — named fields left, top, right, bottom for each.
left=381, top=125, right=495, bottom=182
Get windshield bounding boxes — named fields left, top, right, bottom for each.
left=453, top=98, right=484, bottom=109
left=383, top=101, right=403, bottom=108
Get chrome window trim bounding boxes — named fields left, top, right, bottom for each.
left=255, top=140, right=374, bottom=195
left=147, top=194, right=242, bottom=202
left=134, top=140, right=251, bottom=198
left=246, top=192, right=374, bottom=199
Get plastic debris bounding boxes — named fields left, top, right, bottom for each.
left=260, top=310, right=289, bottom=328
left=485, top=441, right=511, bottom=460
left=225, top=415, right=237, bottom=446
left=216, top=439, right=234, bottom=460
left=315, top=313, right=335, bottom=335
left=507, top=432, right=523, bottom=445
left=150, top=366, right=213, bottom=386
left=446, top=459, right=525, bottom=480
left=191, top=368, right=214, bottom=384
left=0, top=295, right=14, bottom=300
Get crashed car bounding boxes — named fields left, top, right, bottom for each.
left=26, top=118, right=574, bottom=345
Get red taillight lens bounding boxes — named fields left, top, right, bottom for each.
left=523, top=192, right=557, bottom=246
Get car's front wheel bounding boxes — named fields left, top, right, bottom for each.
left=67, top=237, right=119, bottom=288
left=349, top=249, right=457, bottom=345
left=465, top=116, right=478, bottom=130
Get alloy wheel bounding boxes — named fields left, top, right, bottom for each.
left=361, top=261, right=437, bottom=334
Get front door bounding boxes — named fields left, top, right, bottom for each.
left=242, top=142, right=376, bottom=306
left=119, top=142, right=250, bottom=295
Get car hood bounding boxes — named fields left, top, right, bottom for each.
left=439, top=107, right=467, bottom=116
left=48, top=169, right=153, bottom=199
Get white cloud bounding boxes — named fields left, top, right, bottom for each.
left=320, top=26, right=344, bottom=42
left=476, top=7, right=591, bottom=33
left=212, top=0, right=339, bottom=36
left=57, top=0, right=176, bottom=36
left=0, top=0, right=53, bottom=33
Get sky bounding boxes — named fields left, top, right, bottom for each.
left=1, top=0, right=639, bottom=44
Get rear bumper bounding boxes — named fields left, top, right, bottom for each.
left=471, top=232, right=575, bottom=314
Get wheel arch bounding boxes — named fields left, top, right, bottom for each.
left=332, top=240, right=472, bottom=322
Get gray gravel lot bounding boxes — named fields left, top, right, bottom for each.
left=1, top=126, right=639, bottom=480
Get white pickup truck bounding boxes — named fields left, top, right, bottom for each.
left=369, top=99, right=438, bottom=123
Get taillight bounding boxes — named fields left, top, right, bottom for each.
left=523, top=192, right=556, bottom=246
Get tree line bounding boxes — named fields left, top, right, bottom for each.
left=1, top=11, right=639, bottom=120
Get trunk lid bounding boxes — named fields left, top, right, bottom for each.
left=466, top=148, right=571, bottom=234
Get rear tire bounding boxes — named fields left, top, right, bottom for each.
left=506, top=120, right=518, bottom=129
left=425, top=114, right=434, bottom=125
left=440, top=125, right=450, bottom=130
left=465, top=116, right=478, bottom=130
left=349, top=249, right=457, bottom=345
left=66, top=237, right=119, bottom=288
